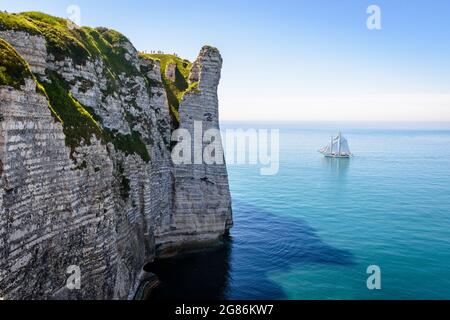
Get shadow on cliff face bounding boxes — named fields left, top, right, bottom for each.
left=144, top=199, right=354, bottom=300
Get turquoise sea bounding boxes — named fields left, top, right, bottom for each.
left=147, top=122, right=450, bottom=300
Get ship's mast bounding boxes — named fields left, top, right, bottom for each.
left=338, top=132, right=341, bottom=156
left=330, top=136, right=333, bottom=154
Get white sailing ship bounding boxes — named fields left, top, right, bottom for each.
left=319, top=132, right=352, bottom=158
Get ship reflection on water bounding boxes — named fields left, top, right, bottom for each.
left=321, top=157, right=350, bottom=176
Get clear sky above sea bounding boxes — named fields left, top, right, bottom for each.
left=2, top=0, right=450, bottom=121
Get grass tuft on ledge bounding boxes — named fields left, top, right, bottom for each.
left=40, top=71, right=103, bottom=157
left=0, top=38, right=33, bottom=89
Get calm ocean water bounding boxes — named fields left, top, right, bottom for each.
left=147, top=122, right=450, bottom=300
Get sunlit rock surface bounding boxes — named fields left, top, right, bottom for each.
left=0, top=13, right=232, bottom=300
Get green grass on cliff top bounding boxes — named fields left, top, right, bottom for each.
left=0, top=38, right=33, bottom=89
left=0, top=11, right=137, bottom=75
left=0, top=11, right=150, bottom=163
left=139, top=53, right=199, bottom=124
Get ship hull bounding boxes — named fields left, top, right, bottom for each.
left=323, top=154, right=351, bottom=158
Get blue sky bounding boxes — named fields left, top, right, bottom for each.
left=2, top=0, right=450, bottom=121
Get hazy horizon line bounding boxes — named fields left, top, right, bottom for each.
left=220, top=120, right=450, bottom=124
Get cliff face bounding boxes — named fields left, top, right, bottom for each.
left=0, top=12, right=232, bottom=300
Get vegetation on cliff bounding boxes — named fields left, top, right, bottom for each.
left=40, top=71, right=103, bottom=157
left=0, top=12, right=135, bottom=71
left=0, top=38, right=33, bottom=89
left=0, top=11, right=41, bottom=34
left=139, top=53, right=198, bottom=124
left=0, top=11, right=150, bottom=162
left=104, top=128, right=150, bottom=162
left=0, top=11, right=144, bottom=101
left=40, top=71, right=150, bottom=162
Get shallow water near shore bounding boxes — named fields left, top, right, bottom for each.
left=146, top=122, right=450, bottom=300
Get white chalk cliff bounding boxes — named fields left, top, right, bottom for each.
left=0, top=12, right=232, bottom=300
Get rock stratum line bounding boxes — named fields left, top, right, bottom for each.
left=0, top=12, right=232, bottom=300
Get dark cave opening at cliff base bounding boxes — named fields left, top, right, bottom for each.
left=143, top=200, right=355, bottom=300
left=144, top=241, right=232, bottom=300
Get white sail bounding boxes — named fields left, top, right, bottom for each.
left=339, top=136, right=351, bottom=155
left=319, top=133, right=351, bottom=157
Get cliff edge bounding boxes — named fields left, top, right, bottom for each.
left=0, top=12, right=232, bottom=300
